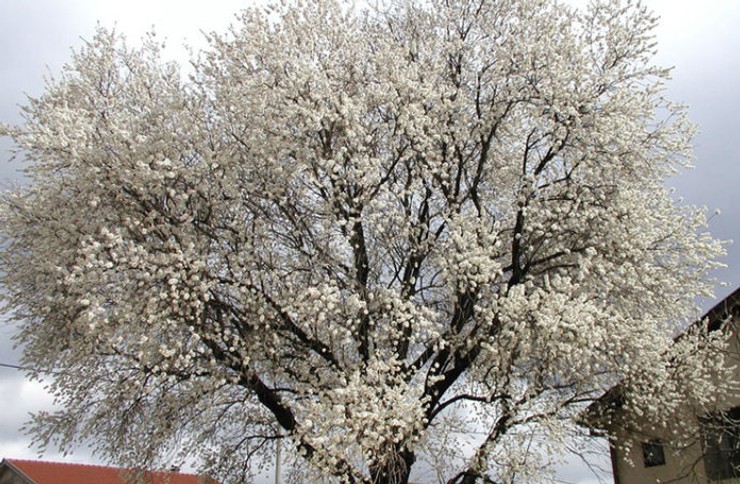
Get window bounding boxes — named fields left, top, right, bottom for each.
left=702, top=406, right=740, bottom=480
left=642, top=440, right=666, bottom=467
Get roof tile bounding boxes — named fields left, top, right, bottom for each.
left=5, top=459, right=218, bottom=484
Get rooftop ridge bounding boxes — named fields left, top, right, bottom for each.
left=5, top=458, right=207, bottom=478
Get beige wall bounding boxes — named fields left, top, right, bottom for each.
left=610, top=430, right=732, bottom=483
left=610, top=312, right=740, bottom=484
left=0, top=465, right=31, bottom=484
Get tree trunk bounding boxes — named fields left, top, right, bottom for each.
left=370, top=447, right=415, bottom=484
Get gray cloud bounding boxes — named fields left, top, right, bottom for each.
left=652, top=1, right=740, bottom=299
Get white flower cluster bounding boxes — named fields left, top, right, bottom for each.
left=0, top=0, right=729, bottom=482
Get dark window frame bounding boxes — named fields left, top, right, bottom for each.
left=642, top=440, right=666, bottom=468
left=702, top=406, right=740, bottom=480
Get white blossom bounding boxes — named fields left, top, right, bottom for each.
left=0, top=1, right=729, bottom=483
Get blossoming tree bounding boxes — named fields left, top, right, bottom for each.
left=0, top=0, right=729, bottom=482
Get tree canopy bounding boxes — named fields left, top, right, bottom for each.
left=0, top=0, right=730, bottom=482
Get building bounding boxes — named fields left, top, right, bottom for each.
left=587, top=288, right=740, bottom=483
left=0, top=458, right=219, bottom=484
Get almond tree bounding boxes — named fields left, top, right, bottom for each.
left=0, top=1, right=729, bottom=482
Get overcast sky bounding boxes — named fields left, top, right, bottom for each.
left=0, top=1, right=738, bottom=483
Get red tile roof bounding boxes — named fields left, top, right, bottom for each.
left=4, top=459, right=218, bottom=484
